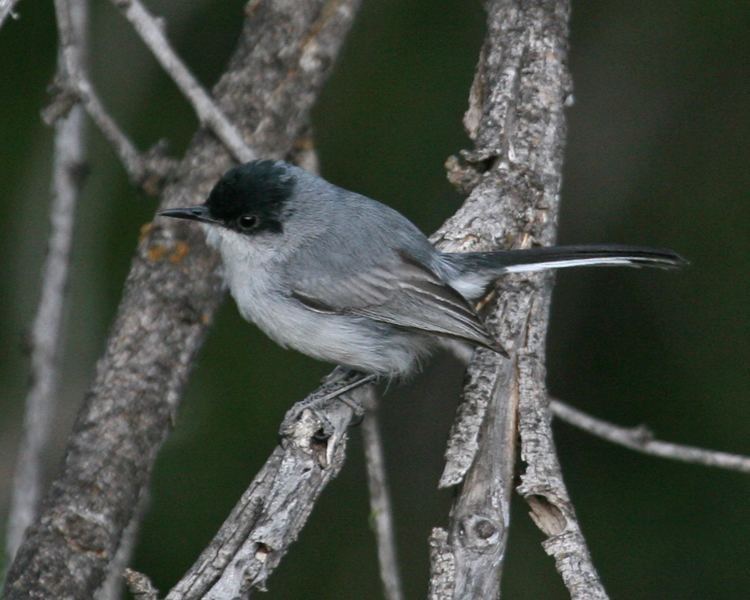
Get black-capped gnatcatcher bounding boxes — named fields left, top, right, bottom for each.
left=160, top=160, right=685, bottom=378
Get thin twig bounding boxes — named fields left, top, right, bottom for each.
left=112, top=0, right=256, bottom=163
left=50, top=0, right=175, bottom=192
left=550, top=399, right=750, bottom=473
left=94, top=492, right=150, bottom=600
left=0, top=0, right=21, bottom=29
left=361, top=391, right=404, bottom=600
left=5, top=0, right=87, bottom=563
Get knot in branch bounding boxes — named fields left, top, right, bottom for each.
left=456, top=513, right=504, bottom=549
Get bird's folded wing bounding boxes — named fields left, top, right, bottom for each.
left=289, top=250, right=502, bottom=352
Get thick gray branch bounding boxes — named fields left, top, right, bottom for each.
left=429, top=352, right=518, bottom=600
left=2, top=2, right=359, bottom=599
left=429, top=0, right=606, bottom=598
left=166, top=379, right=370, bottom=598
left=5, top=0, right=87, bottom=564
left=516, top=307, right=606, bottom=599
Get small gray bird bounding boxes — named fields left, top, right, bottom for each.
left=160, top=160, right=685, bottom=378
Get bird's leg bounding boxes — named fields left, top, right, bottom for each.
left=322, top=365, right=363, bottom=385
left=279, top=368, right=377, bottom=439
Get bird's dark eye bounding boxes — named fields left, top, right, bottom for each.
left=238, top=214, right=258, bottom=230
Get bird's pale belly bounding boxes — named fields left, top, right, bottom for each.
left=228, top=268, right=430, bottom=377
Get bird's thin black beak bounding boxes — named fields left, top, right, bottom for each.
left=158, top=205, right=218, bottom=225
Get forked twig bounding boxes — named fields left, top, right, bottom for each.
left=551, top=399, right=750, bottom=473
left=428, top=0, right=607, bottom=596
left=51, top=0, right=175, bottom=191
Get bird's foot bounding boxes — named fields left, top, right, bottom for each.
left=279, top=369, right=376, bottom=440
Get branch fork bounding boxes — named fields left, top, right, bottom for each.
left=8, top=1, right=749, bottom=599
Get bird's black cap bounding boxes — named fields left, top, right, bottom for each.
left=205, top=160, right=296, bottom=233
left=160, top=160, right=296, bottom=234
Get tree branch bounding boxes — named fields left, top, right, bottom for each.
left=165, top=378, right=370, bottom=598
left=0, top=0, right=20, bottom=29
left=110, top=0, right=255, bottom=164
left=123, top=569, right=160, bottom=600
left=550, top=399, right=750, bottom=473
left=429, top=0, right=607, bottom=597
left=3, top=2, right=360, bottom=598
left=516, top=308, right=607, bottom=599
left=361, top=391, right=404, bottom=600
left=429, top=350, right=519, bottom=599
left=48, top=0, right=175, bottom=193
left=94, top=492, right=149, bottom=600
left=5, top=0, right=87, bottom=564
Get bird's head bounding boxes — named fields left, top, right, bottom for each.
left=159, top=160, right=297, bottom=237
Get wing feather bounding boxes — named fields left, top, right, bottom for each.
left=288, top=248, right=503, bottom=353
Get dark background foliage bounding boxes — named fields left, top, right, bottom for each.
left=1, top=1, right=748, bottom=598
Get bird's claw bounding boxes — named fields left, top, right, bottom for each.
left=278, top=369, right=376, bottom=440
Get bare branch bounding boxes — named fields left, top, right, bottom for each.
left=3, top=2, right=361, bottom=598
left=361, top=391, right=404, bottom=600
left=428, top=528, right=455, bottom=600
left=429, top=0, right=607, bottom=597
left=429, top=351, right=519, bottom=599
left=50, top=0, right=175, bottom=192
left=0, top=0, right=20, bottom=29
left=166, top=378, right=370, bottom=599
left=5, top=0, right=87, bottom=563
left=550, top=399, right=750, bottom=473
left=516, top=310, right=607, bottom=599
left=111, top=0, right=256, bottom=163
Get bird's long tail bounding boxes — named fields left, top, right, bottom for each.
left=442, top=244, right=687, bottom=300
left=462, top=244, right=686, bottom=273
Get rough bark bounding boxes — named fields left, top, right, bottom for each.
left=165, top=379, right=371, bottom=598
left=154, top=1, right=606, bottom=598
left=429, top=0, right=607, bottom=597
left=2, top=1, right=360, bottom=598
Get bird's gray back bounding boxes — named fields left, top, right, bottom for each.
left=283, top=171, right=437, bottom=286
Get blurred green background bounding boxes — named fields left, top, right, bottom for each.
left=1, top=1, right=748, bottom=598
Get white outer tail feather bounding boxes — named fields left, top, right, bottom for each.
left=501, top=256, right=639, bottom=273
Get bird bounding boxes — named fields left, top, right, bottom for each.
left=159, top=160, right=685, bottom=379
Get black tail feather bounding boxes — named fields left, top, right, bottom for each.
left=453, top=244, right=688, bottom=273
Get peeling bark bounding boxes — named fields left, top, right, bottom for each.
left=430, top=1, right=607, bottom=597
